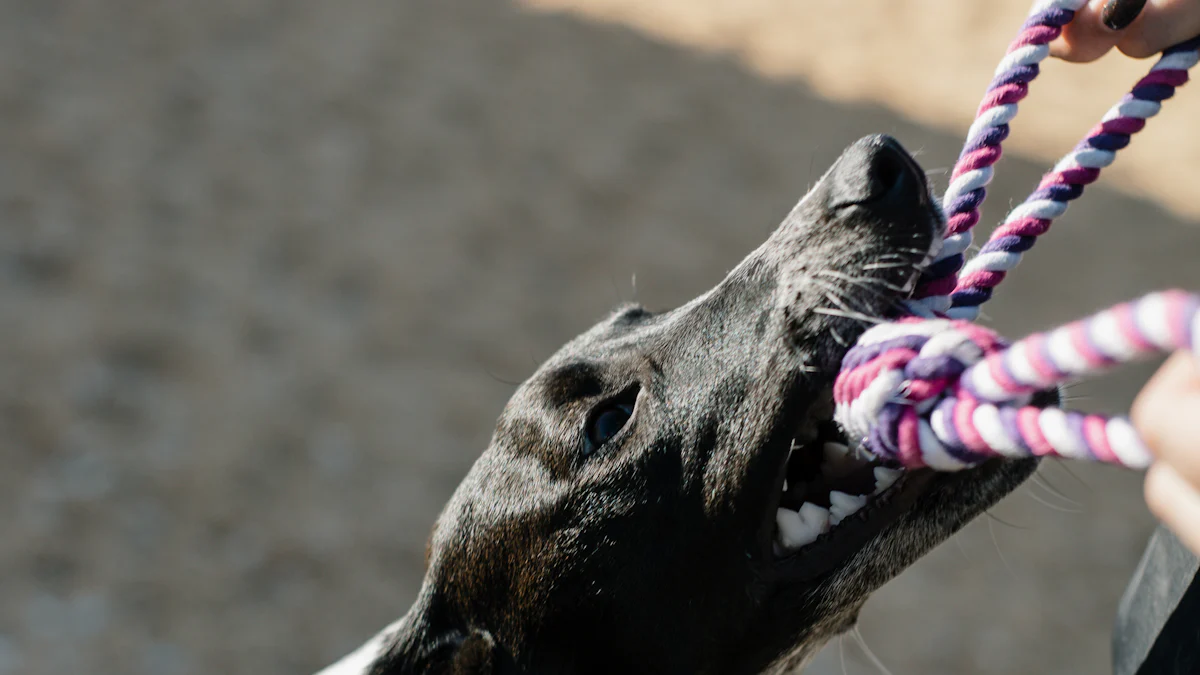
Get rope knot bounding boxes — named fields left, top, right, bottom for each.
left=834, top=318, right=1020, bottom=471
left=826, top=4, right=1198, bottom=473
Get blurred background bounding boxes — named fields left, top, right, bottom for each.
left=3, top=1, right=1200, bottom=673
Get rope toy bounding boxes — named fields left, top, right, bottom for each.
left=833, top=0, right=1200, bottom=471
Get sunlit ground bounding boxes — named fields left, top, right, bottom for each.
left=525, top=0, right=1200, bottom=219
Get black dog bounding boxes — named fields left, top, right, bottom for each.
left=320, top=135, right=1042, bottom=675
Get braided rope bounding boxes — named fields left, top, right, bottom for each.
left=836, top=291, right=1199, bottom=471
left=910, top=0, right=1086, bottom=316
left=949, top=38, right=1200, bottom=320
left=833, top=0, right=1200, bottom=472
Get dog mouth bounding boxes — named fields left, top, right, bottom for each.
left=766, top=389, right=933, bottom=579
left=775, top=396, right=905, bottom=551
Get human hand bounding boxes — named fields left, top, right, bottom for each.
left=1133, top=351, right=1200, bottom=556
left=1051, top=0, right=1200, bottom=62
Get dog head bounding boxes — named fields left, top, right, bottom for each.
left=339, top=135, right=1039, bottom=675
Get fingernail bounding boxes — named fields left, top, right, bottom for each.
left=1102, top=0, right=1147, bottom=31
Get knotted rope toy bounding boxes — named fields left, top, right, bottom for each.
left=833, top=0, right=1200, bottom=472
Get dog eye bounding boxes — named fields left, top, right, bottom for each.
left=584, top=388, right=639, bottom=454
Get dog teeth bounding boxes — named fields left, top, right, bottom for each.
left=775, top=503, right=831, bottom=550
left=776, top=509, right=817, bottom=550
left=873, top=467, right=902, bottom=493
left=798, top=502, right=832, bottom=532
left=828, top=491, right=869, bottom=525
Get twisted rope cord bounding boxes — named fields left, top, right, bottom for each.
left=834, top=0, right=1200, bottom=472
left=949, top=38, right=1200, bottom=320
left=910, top=0, right=1086, bottom=316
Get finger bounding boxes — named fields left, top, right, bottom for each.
left=1052, top=0, right=1128, bottom=62
left=1118, top=0, right=1200, bottom=58
left=1145, top=462, right=1200, bottom=556
left=1132, top=351, right=1200, bottom=480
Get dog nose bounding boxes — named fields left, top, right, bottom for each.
left=827, top=134, right=926, bottom=208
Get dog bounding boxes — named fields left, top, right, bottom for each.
left=319, top=135, right=1045, bottom=675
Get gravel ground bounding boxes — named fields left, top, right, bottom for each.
left=3, top=1, right=1199, bottom=674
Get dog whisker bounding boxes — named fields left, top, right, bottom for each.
left=861, top=261, right=912, bottom=271
left=851, top=627, right=896, bottom=675
left=817, top=269, right=909, bottom=295
left=816, top=269, right=884, bottom=285
left=987, top=516, right=1020, bottom=584
left=1023, top=482, right=1085, bottom=514
left=814, top=281, right=892, bottom=320
left=953, top=533, right=973, bottom=561
left=982, top=509, right=1029, bottom=530
left=1047, top=460, right=1093, bottom=494
left=814, top=307, right=885, bottom=326
left=1030, top=471, right=1084, bottom=508
left=484, top=368, right=524, bottom=387
left=870, top=256, right=913, bottom=265
left=839, top=635, right=850, bottom=675
left=811, top=273, right=879, bottom=299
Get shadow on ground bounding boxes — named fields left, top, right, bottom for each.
left=3, top=1, right=1199, bottom=673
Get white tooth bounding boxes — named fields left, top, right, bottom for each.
left=873, top=467, right=903, bottom=493
left=776, top=504, right=831, bottom=550
left=797, top=502, right=832, bottom=533
left=776, top=508, right=821, bottom=549
left=830, top=490, right=869, bottom=511
left=828, top=491, right=869, bottom=525
left=783, top=479, right=789, bottom=492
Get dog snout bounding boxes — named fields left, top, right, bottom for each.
left=827, top=134, right=928, bottom=211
